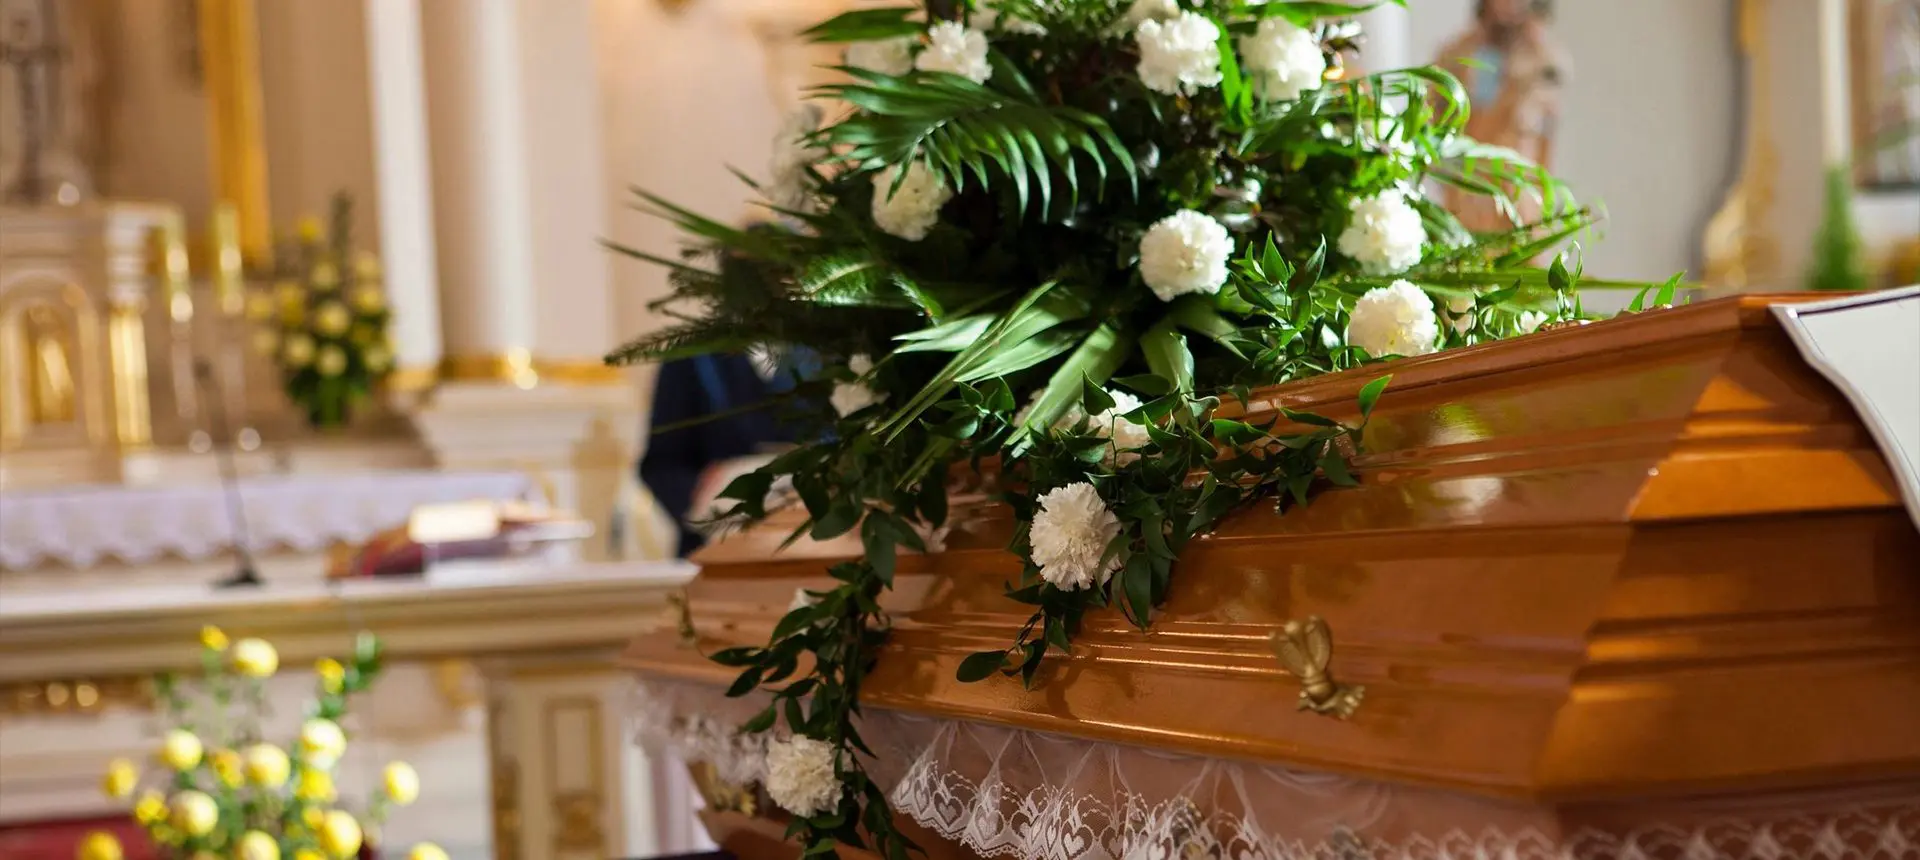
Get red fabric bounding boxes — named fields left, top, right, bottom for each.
left=0, top=816, right=158, bottom=860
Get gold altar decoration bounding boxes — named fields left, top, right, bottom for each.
left=626, top=294, right=1920, bottom=860
left=194, top=0, right=271, bottom=261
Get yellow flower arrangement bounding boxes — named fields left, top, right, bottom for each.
left=99, top=631, right=416, bottom=860
left=249, top=193, right=394, bottom=430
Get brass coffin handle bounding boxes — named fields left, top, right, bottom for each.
left=1269, top=616, right=1364, bottom=720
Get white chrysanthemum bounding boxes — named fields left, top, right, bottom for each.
left=1124, top=0, right=1181, bottom=29
left=1238, top=18, right=1326, bottom=101
left=1135, top=13, right=1222, bottom=96
left=830, top=354, right=884, bottom=417
left=845, top=37, right=914, bottom=76
left=1029, top=482, right=1124, bottom=591
left=976, top=1, right=1048, bottom=35
left=915, top=21, right=992, bottom=84
left=1517, top=310, right=1549, bottom=333
left=1139, top=210, right=1232, bottom=301
left=1336, top=190, right=1426, bottom=275
left=765, top=735, right=840, bottom=818
left=1347, top=280, right=1440, bottom=359
left=870, top=161, right=952, bottom=241
left=768, top=105, right=824, bottom=212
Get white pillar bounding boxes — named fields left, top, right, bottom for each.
left=1357, top=1, right=1411, bottom=75
left=362, top=0, right=444, bottom=386
left=521, top=0, right=617, bottom=366
left=420, top=0, right=538, bottom=380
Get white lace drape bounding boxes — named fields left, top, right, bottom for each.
left=629, top=677, right=1920, bottom=860
left=0, top=471, right=534, bottom=570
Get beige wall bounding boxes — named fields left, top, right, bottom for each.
left=93, top=0, right=215, bottom=217
left=257, top=0, right=381, bottom=250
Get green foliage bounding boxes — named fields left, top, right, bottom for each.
left=1806, top=164, right=1871, bottom=292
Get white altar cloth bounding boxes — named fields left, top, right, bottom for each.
left=0, top=470, right=534, bottom=571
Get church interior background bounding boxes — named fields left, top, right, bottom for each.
left=0, top=0, right=1915, bottom=859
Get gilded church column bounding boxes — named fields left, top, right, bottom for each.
left=363, top=0, right=445, bottom=392
left=418, top=0, right=539, bottom=387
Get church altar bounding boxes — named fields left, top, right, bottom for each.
left=623, top=294, right=1920, bottom=860
left=0, top=558, right=697, bottom=860
left=0, top=469, right=533, bottom=574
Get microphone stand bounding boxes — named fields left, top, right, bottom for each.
left=194, top=358, right=262, bottom=588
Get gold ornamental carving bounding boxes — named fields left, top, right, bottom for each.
left=1270, top=616, right=1364, bottom=720
left=687, top=761, right=758, bottom=815
left=2, top=676, right=153, bottom=716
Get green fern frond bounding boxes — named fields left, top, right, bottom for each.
left=814, top=69, right=1137, bottom=217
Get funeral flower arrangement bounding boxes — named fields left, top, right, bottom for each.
left=247, top=194, right=395, bottom=430
left=608, top=0, right=1661, bottom=854
left=80, top=628, right=444, bottom=860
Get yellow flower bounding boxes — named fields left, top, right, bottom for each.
left=313, top=302, right=351, bottom=337
left=314, top=658, right=345, bottom=694
left=294, top=767, right=336, bottom=803
left=277, top=280, right=306, bottom=310
left=350, top=286, right=385, bottom=314
left=210, top=748, right=243, bottom=787
left=237, top=831, right=280, bottom=860
left=102, top=758, right=138, bottom=798
left=311, top=262, right=340, bottom=289
left=199, top=626, right=230, bottom=652
left=315, top=345, right=348, bottom=378
left=316, top=811, right=362, bottom=859
left=251, top=328, right=280, bottom=357
left=133, top=790, right=167, bottom=825
left=363, top=345, right=392, bottom=374
left=282, top=333, right=316, bottom=368
left=169, top=790, right=218, bottom=836
left=294, top=851, right=326, bottom=860
left=301, top=807, right=324, bottom=832
left=245, top=291, right=277, bottom=322
left=241, top=743, right=290, bottom=787
left=353, top=253, right=382, bottom=281
left=407, top=844, right=448, bottom=860
left=296, top=217, right=324, bottom=244
left=159, top=729, right=203, bottom=771
left=382, top=761, right=419, bottom=806
left=77, top=831, right=122, bottom=860
left=231, top=637, right=279, bottom=678
left=299, top=718, right=346, bottom=768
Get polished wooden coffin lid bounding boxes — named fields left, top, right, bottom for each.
left=625, top=294, right=1920, bottom=804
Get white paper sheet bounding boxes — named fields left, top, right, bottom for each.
left=1772, top=286, right=1920, bottom=534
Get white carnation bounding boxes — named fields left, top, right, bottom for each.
left=1238, top=18, right=1326, bottom=101
left=1347, top=280, right=1440, bottom=359
left=1029, top=482, right=1124, bottom=591
left=1336, top=190, right=1425, bottom=275
left=764, top=735, right=840, bottom=818
left=1139, top=210, right=1232, bottom=302
left=870, top=162, right=952, bottom=241
left=915, top=22, right=992, bottom=84
left=767, top=105, right=823, bottom=212
left=1013, top=389, right=1081, bottom=430
left=830, top=354, right=884, bottom=417
left=1517, top=310, right=1549, bottom=333
left=1135, top=13, right=1222, bottom=96
left=845, top=37, right=914, bottom=76
left=1124, top=0, right=1181, bottom=29
left=976, top=1, right=1048, bottom=35
left=1089, top=390, right=1151, bottom=464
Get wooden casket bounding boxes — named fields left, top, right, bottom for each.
left=624, top=295, right=1920, bottom=860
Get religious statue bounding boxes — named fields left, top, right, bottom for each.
left=22, top=303, right=77, bottom=425
left=1433, top=0, right=1571, bottom=232
left=0, top=0, right=95, bottom=206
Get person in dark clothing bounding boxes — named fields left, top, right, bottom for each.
left=641, top=351, right=811, bottom=557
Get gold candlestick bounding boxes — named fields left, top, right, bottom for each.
left=159, top=216, right=193, bottom=324
left=212, top=203, right=245, bottom=317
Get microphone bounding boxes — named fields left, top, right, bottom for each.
left=192, top=359, right=262, bottom=588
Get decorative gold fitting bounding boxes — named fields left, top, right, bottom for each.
left=686, top=761, right=758, bottom=814
left=1270, top=616, right=1364, bottom=720
left=669, top=590, right=697, bottom=649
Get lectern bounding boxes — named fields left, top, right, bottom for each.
left=625, top=295, right=1920, bottom=860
